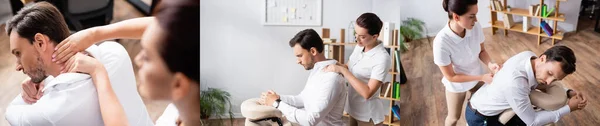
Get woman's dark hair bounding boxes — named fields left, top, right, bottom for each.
left=442, top=0, right=478, bottom=19
left=355, top=13, right=383, bottom=36
left=155, top=0, right=199, bottom=83
left=289, top=29, right=324, bottom=53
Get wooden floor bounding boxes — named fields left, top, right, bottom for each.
left=398, top=18, right=600, bottom=125
left=0, top=0, right=168, bottom=125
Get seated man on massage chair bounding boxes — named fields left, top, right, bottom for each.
left=466, top=46, right=588, bottom=126
left=250, top=29, right=347, bottom=126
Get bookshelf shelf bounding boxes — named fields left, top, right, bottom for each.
left=489, top=0, right=566, bottom=45
left=383, top=115, right=401, bottom=126
left=490, top=21, right=564, bottom=39
left=488, top=7, right=566, bottom=21
left=322, top=28, right=402, bottom=126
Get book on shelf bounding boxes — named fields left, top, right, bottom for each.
left=394, top=82, right=400, bottom=99
left=540, top=20, right=554, bottom=36
left=391, top=104, right=401, bottom=120
left=529, top=4, right=539, bottom=16
left=490, top=0, right=496, bottom=11
left=502, top=14, right=515, bottom=28
left=394, top=50, right=401, bottom=73
left=383, top=82, right=392, bottom=98
left=544, top=7, right=555, bottom=18
left=495, top=0, right=503, bottom=11
left=322, top=38, right=337, bottom=43
left=523, top=17, right=531, bottom=32
left=542, top=5, right=547, bottom=18
left=534, top=5, right=541, bottom=16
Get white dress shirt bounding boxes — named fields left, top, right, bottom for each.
left=470, top=51, right=571, bottom=126
left=277, top=60, right=347, bottom=126
left=433, top=22, right=487, bottom=92
left=155, top=103, right=179, bottom=126
left=6, top=42, right=153, bottom=126
left=345, top=42, right=390, bottom=124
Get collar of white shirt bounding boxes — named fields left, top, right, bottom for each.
left=311, top=59, right=338, bottom=74
left=42, top=44, right=102, bottom=92
left=356, top=41, right=386, bottom=58
left=525, top=55, right=538, bottom=89
left=41, top=73, right=91, bottom=92
left=443, top=21, right=473, bottom=43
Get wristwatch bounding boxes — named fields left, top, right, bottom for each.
left=566, top=89, right=574, bottom=98
left=272, top=98, right=282, bottom=108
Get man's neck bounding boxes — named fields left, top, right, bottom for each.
left=313, top=54, right=327, bottom=63
left=531, top=58, right=538, bottom=77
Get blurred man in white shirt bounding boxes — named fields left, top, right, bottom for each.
left=261, top=29, right=347, bottom=126
left=5, top=2, right=152, bottom=126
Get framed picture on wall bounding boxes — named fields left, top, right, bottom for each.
left=262, top=0, right=322, bottom=26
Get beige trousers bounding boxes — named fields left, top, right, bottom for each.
left=445, top=82, right=484, bottom=126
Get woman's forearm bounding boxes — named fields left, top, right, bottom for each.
left=90, top=17, right=155, bottom=42
left=91, top=66, right=129, bottom=126
left=479, top=46, right=492, bottom=66
left=340, top=68, right=381, bottom=99
left=446, top=74, right=483, bottom=83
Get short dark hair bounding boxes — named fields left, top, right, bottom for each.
left=288, top=29, right=324, bottom=53
left=541, top=45, right=577, bottom=74
left=5, top=1, right=70, bottom=45
left=155, top=0, right=199, bottom=82
left=442, top=0, right=478, bottom=19
left=356, top=13, right=383, bottom=36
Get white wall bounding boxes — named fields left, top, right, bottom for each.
left=400, top=0, right=581, bottom=37
left=201, top=0, right=399, bottom=117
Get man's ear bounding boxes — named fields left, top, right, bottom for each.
left=310, top=47, right=318, bottom=56
left=33, top=33, right=50, bottom=53
left=171, top=72, right=191, bottom=101
left=539, top=55, right=547, bottom=63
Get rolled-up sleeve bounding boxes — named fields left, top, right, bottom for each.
left=505, top=77, right=570, bottom=126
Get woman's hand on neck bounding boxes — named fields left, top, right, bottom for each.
left=449, top=20, right=466, bottom=38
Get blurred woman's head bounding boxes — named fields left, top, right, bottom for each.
left=135, top=0, right=199, bottom=102
left=443, top=0, right=478, bottom=29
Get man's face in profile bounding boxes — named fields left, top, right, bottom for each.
left=9, top=32, right=48, bottom=83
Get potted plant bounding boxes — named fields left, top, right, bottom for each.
left=507, top=6, right=512, bottom=11
left=399, top=18, right=426, bottom=51
left=200, top=88, right=234, bottom=125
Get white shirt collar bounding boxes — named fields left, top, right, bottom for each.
left=525, top=56, right=538, bottom=89
left=42, top=73, right=91, bottom=92
left=358, top=41, right=385, bottom=57
left=312, top=60, right=337, bottom=71
left=443, top=21, right=473, bottom=44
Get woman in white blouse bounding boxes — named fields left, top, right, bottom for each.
left=433, top=0, right=500, bottom=126
left=51, top=0, right=200, bottom=125
left=324, top=13, right=390, bottom=126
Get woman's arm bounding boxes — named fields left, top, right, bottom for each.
left=64, top=53, right=129, bottom=126
left=90, top=64, right=129, bottom=126
left=438, top=64, right=492, bottom=83
left=324, top=65, right=381, bottom=99
left=339, top=67, right=382, bottom=99
left=53, top=17, right=156, bottom=63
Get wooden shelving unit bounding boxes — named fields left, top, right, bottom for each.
left=321, top=28, right=401, bottom=126
left=490, top=0, right=567, bottom=45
